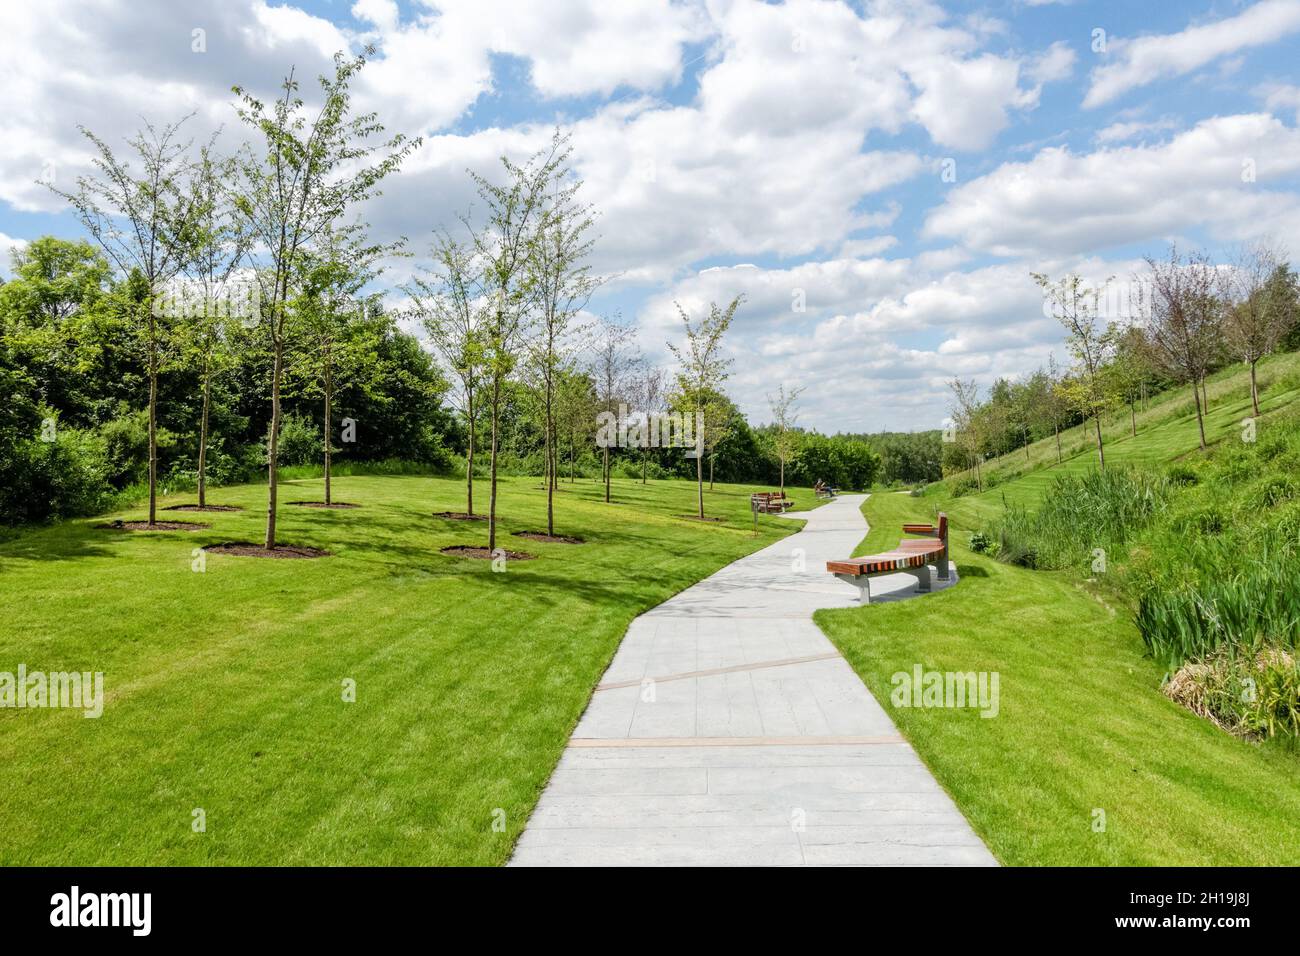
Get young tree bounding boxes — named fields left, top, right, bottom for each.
left=667, top=296, right=740, bottom=519
left=1033, top=272, right=1115, bottom=469
left=767, top=384, right=805, bottom=495
left=591, top=317, right=638, bottom=503
left=526, top=137, right=601, bottom=534
left=1139, top=247, right=1221, bottom=450
left=701, top=393, right=734, bottom=491
left=179, top=145, right=250, bottom=508
left=1223, top=242, right=1293, bottom=417
left=947, top=378, right=987, bottom=491
left=232, top=50, right=417, bottom=549
left=288, top=224, right=389, bottom=505
left=635, top=363, right=666, bottom=484
left=1041, top=354, right=1074, bottom=464
left=468, top=135, right=565, bottom=551
left=1111, top=324, right=1160, bottom=438
left=406, top=232, right=486, bottom=516
left=51, top=118, right=201, bottom=525
left=555, top=366, right=597, bottom=483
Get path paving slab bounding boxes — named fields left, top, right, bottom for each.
left=510, top=494, right=994, bottom=867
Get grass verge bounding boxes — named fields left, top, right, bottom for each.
left=815, top=490, right=1300, bottom=865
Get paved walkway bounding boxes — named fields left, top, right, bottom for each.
left=510, top=494, right=995, bottom=866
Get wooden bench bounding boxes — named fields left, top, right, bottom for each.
left=750, top=491, right=794, bottom=514
left=826, top=513, right=950, bottom=603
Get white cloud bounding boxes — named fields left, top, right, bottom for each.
left=925, top=114, right=1300, bottom=258
left=638, top=255, right=1119, bottom=431
left=1084, top=0, right=1300, bottom=108
left=0, top=232, right=29, bottom=278
left=1258, top=81, right=1300, bottom=121
left=1027, top=40, right=1076, bottom=84
left=1094, top=117, right=1178, bottom=144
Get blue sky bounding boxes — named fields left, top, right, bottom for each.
left=2, top=0, right=1299, bottom=431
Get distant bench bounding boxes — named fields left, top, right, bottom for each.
left=814, top=481, right=838, bottom=499
left=751, top=491, right=794, bottom=514
left=826, top=513, right=950, bottom=604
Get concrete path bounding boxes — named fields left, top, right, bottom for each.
left=510, top=494, right=995, bottom=866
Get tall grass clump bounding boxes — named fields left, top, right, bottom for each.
left=984, top=468, right=1172, bottom=571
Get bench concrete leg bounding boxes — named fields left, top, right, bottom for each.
left=937, top=547, right=950, bottom=580
left=833, top=572, right=872, bottom=603
left=912, top=564, right=932, bottom=593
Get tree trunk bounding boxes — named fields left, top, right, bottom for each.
left=265, top=342, right=283, bottom=550
left=642, top=448, right=647, bottom=484
left=323, top=353, right=332, bottom=507
left=545, top=378, right=554, bottom=536
left=1192, top=380, right=1207, bottom=450
left=779, top=456, right=785, bottom=496
left=974, top=455, right=982, bottom=493
left=696, top=447, right=704, bottom=518
left=603, top=445, right=610, bottom=503
left=488, top=376, right=500, bottom=552
left=1250, top=359, right=1260, bottom=417
left=1054, top=422, right=1061, bottom=464
left=197, top=367, right=210, bottom=509
left=1093, top=413, right=1105, bottom=470
left=1129, top=401, right=1136, bottom=438
left=147, top=304, right=158, bottom=526
left=465, top=389, right=475, bottom=516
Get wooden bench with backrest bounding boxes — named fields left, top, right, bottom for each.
left=751, top=491, right=794, bottom=514
left=826, top=513, right=950, bottom=603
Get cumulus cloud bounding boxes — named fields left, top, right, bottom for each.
left=925, top=114, right=1300, bottom=258
left=1084, top=0, right=1300, bottom=108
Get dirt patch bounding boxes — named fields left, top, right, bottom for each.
left=674, top=514, right=725, bottom=523
left=164, top=504, right=243, bottom=512
left=440, top=545, right=537, bottom=560
left=287, top=501, right=360, bottom=509
left=512, top=530, right=584, bottom=544
left=432, top=511, right=487, bottom=521
left=102, top=520, right=211, bottom=532
left=203, top=542, right=331, bottom=559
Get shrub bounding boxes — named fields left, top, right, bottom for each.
left=1163, top=647, right=1300, bottom=741
left=948, top=476, right=979, bottom=498
left=270, top=412, right=320, bottom=468
left=1165, top=464, right=1199, bottom=487
left=968, top=530, right=993, bottom=554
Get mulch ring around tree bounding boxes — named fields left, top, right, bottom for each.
left=440, top=545, right=537, bottom=561
left=203, top=542, right=331, bottom=559
left=100, top=519, right=211, bottom=532
left=164, top=504, right=243, bottom=512
left=286, top=501, right=361, bottom=509
left=432, top=511, right=487, bottom=521
left=512, top=531, right=584, bottom=544
left=674, top=514, right=726, bottom=523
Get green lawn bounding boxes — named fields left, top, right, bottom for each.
left=0, top=473, right=806, bottom=865
left=816, top=490, right=1300, bottom=866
